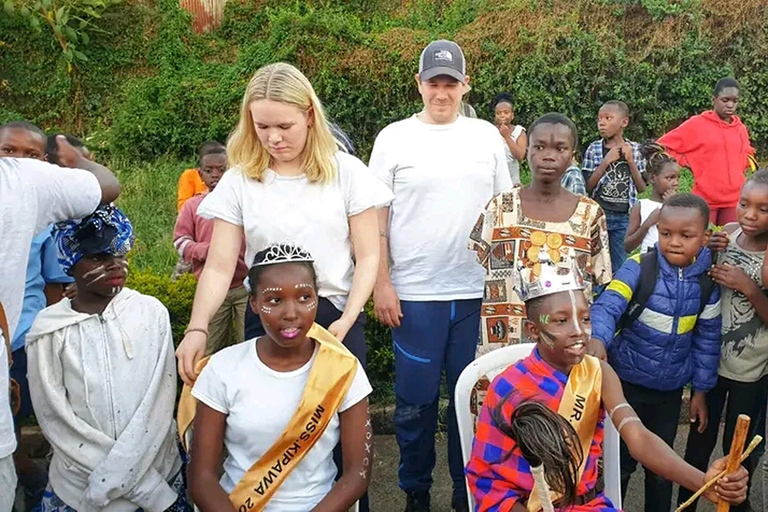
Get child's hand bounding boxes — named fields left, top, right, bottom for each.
left=498, top=124, right=512, bottom=139
left=645, top=208, right=661, bottom=227
left=710, top=264, right=756, bottom=295
left=622, top=142, right=635, bottom=163
left=708, top=231, right=730, bottom=252
left=604, top=146, right=622, bottom=165
left=587, top=338, right=607, bottom=360
left=689, top=391, right=708, bottom=434
left=661, top=189, right=676, bottom=202
left=54, top=135, right=88, bottom=168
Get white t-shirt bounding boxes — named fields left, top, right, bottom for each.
left=192, top=338, right=371, bottom=511
left=504, top=125, right=525, bottom=185
left=198, top=152, right=393, bottom=311
left=0, top=157, right=101, bottom=458
left=638, top=198, right=662, bottom=253
left=369, top=115, right=513, bottom=301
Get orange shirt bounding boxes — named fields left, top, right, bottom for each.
left=177, top=168, right=208, bottom=211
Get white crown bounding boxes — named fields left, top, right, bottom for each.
left=252, top=243, right=314, bottom=267
left=513, top=247, right=585, bottom=301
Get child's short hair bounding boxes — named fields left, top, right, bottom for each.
left=639, top=141, right=677, bottom=176
left=198, top=140, right=225, bottom=159
left=660, top=193, right=710, bottom=229
left=247, top=243, right=318, bottom=293
left=46, top=133, right=85, bottom=165
left=600, top=100, right=630, bottom=118
left=490, top=92, right=515, bottom=111
left=714, top=77, right=740, bottom=96
left=0, top=120, right=45, bottom=139
left=747, top=168, right=768, bottom=185
left=528, top=113, right=579, bottom=150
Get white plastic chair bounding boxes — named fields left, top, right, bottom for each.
left=184, top=429, right=360, bottom=512
left=454, top=343, right=622, bottom=511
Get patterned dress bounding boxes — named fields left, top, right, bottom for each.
left=466, top=349, right=617, bottom=511
left=469, top=187, right=612, bottom=354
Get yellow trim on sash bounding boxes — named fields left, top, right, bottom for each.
left=528, top=355, right=602, bottom=512
left=177, top=323, right=358, bottom=511
left=606, top=279, right=633, bottom=302
left=677, top=315, right=698, bottom=334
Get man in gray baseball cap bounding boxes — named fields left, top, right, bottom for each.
left=369, top=40, right=512, bottom=511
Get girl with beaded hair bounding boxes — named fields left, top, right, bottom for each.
left=185, top=243, right=373, bottom=512
left=176, top=62, right=392, bottom=385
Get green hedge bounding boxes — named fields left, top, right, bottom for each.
left=2, top=0, right=768, bottom=162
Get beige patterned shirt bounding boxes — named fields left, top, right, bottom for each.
left=469, top=187, right=612, bottom=354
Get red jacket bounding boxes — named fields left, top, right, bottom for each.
left=658, top=111, right=754, bottom=208
left=173, top=193, right=248, bottom=288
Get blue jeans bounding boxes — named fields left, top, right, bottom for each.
left=392, top=299, right=481, bottom=499
left=605, top=210, right=629, bottom=274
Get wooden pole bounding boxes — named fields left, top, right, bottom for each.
left=716, top=414, right=751, bottom=512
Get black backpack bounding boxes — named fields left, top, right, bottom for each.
left=617, top=250, right=715, bottom=331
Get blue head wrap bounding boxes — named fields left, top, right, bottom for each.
left=54, top=205, right=135, bottom=275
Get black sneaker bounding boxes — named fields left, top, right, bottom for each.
left=404, top=490, right=431, bottom=512
left=451, top=492, right=469, bottom=512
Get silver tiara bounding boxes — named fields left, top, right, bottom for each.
left=252, top=243, right=314, bottom=267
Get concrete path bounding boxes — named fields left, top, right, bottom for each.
left=368, top=425, right=766, bottom=511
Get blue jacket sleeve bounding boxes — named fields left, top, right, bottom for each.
left=691, top=282, right=722, bottom=392
left=590, top=256, right=643, bottom=350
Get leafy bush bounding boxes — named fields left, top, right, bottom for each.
left=2, top=0, right=768, bottom=161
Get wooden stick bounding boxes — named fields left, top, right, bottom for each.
left=675, top=435, right=763, bottom=512
left=716, top=414, right=751, bottom=512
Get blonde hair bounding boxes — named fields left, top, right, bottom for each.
left=227, top=62, right=338, bottom=183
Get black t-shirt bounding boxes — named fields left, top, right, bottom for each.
left=593, top=145, right=631, bottom=213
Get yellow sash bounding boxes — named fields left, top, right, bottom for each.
left=527, top=355, right=602, bottom=512
left=177, top=323, right=358, bottom=511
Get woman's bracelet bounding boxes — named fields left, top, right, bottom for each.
left=184, top=327, right=209, bottom=338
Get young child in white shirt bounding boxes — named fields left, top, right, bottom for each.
left=27, top=206, right=188, bottom=512
left=188, top=243, right=373, bottom=512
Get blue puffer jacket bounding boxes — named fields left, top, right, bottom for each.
left=591, top=246, right=721, bottom=392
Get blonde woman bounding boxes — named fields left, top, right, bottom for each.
left=176, top=62, right=391, bottom=384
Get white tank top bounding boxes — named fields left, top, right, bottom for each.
left=639, top=198, right=662, bottom=253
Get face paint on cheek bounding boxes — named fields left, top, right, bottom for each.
left=539, top=328, right=558, bottom=348
left=84, top=265, right=110, bottom=286
left=539, top=314, right=550, bottom=325
left=306, top=300, right=317, bottom=311
left=260, top=305, right=272, bottom=315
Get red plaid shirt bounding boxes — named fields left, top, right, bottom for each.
left=465, top=349, right=618, bottom=511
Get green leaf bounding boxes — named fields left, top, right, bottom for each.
left=19, top=5, right=29, bottom=16
left=65, top=26, right=78, bottom=42
left=55, top=6, right=64, bottom=20
left=41, top=0, right=50, bottom=9
left=80, top=31, right=89, bottom=44
left=29, top=16, right=41, bottom=31
left=2, top=1, right=13, bottom=15
left=53, top=24, right=62, bottom=37
left=74, top=50, right=88, bottom=61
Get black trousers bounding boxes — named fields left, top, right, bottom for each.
left=619, top=380, right=683, bottom=512
left=677, top=375, right=768, bottom=512
left=245, top=297, right=370, bottom=511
